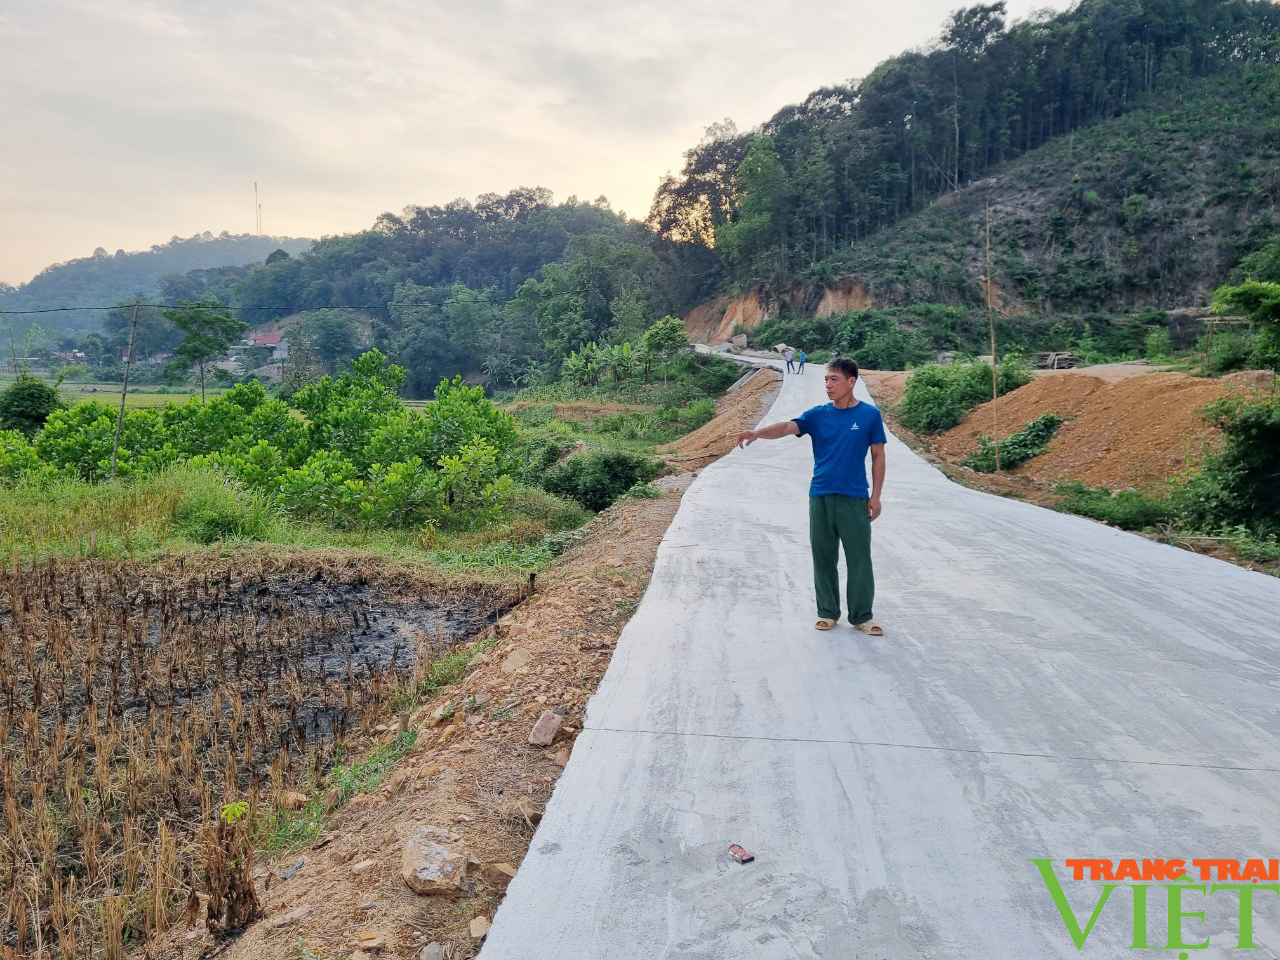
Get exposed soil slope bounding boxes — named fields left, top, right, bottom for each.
left=932, top=371, right=1264, bottom=490
left=661, top=366, right=782, bottom=468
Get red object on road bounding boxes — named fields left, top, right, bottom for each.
left=728, top=844, right=754, bottom=864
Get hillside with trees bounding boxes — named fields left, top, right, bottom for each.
left=9, top=0, right=1280, bottom=393
left=0, top=233, right=312, bottom=336
left=650, top=0, right=1280, bottom=311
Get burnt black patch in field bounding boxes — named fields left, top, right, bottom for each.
left=0, top=554, right=518, bottom=955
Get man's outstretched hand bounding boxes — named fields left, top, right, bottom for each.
left=736, top=430, right=759, bottom=449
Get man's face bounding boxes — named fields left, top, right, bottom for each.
left=824, top=369, right=856, bottom=402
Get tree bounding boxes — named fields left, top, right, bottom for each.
left=0, top=372, right=64, bottom=437
left=1212, top=280, right=1280, bottom=372
left=389, top=282, right=455, bottom=396
left=103, top=300, right=177, bottom=359
left=79, top=333, right=107, bottom=370
left=166, top=298, right=248, bottom=402
left=641, top=316, right=689, bottom=382
left=293, top=309, right=363, bottom=374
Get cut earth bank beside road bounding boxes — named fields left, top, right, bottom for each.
left=158, top=367, right=781, bottom=960
left=861, top=365, right=1276, bottom=573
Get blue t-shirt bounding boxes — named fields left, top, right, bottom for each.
left=793, top=401, right=888, bottom=498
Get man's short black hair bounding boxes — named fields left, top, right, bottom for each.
left=827, top=357, right=860, bottom=379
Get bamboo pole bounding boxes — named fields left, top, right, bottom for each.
left=986, top=204, right=1000, bottom=472
left=111, top=301, right=141, bottom=480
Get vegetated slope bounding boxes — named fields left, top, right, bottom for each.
left=930, top=370, right=1269, bottom=490
left=650, top=0, right=1280, bottom=300
left=823, top=66, right=1280, bottom=315
left=0, top=232, right=312, bottom=335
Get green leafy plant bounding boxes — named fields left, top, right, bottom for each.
left=898, top=360, right=1032, bottom=434
left=541, top=449, right=663, bottom=511
left=962, top=413, right=1063, bottom=472
left=0, top=372, right=64, bottom=437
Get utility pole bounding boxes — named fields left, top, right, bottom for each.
left=986, top=203, right=1001, bottom=472
left=255, top=182, right=262, bottom=235
left=111, top=301, right=141, bottom=480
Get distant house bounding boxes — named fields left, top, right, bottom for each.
left=121, top=347, right=173, bottom=366
left=250, top=332, right=289, bottom=360
left=52, top=350, right=86, bottom=364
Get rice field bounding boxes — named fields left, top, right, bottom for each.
left=0, top=554, right=503, bottom=957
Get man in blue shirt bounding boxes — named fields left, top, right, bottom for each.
left=736, top=357, right=887, bottom=634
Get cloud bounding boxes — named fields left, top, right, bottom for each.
left=0, top=0, right=1076, bottom=285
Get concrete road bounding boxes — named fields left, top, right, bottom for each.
left=482, top=364, right=1280, bottom=958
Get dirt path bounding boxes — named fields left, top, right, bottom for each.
left=159, top=375, right=780, bottom=960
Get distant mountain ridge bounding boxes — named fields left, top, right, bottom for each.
left=0, top=232, right=313, bottom=335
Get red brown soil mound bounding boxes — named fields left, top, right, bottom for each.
left=661, top=367, right=782, bottom=467
left=933, top=372, right=1249, bottom=490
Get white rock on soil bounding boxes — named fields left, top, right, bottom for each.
left=400, top=833, right=471, bottom=896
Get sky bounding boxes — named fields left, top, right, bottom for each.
left=0, top=0, right=1077, bottom=288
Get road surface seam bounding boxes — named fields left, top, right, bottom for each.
left=581, top=724, right=1280, bottom=774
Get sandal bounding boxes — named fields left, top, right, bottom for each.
left=815, top=617, right=838, bottom=631
left=852, top=621, right=884, bottom=636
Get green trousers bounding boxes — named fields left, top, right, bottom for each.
left=809, top=495, right=875, bottom=624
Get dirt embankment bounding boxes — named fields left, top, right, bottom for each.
left=865, top=366, right=1269, bottom=494
left=162, top=372, right=781, bottom=960
left=684, top=292, right=771, bottom=344
left=661, top=366, right=782, bottom=468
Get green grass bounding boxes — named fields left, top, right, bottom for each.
left=257, top=730, right=421, bottom=854
left=0, top=465, right=585, bottom=576
left=1, top=377, right=227, bottom=409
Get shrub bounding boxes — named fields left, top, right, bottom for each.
left=963, top=413, right=1063, bottom=472
left=1145, top=328, right=1173, bottom=362
left=514, top=422, right=579, bottom=484
left=541, top=450, right=663, bottom=511
left=277, top=451, right=364, bottom=527
left=414, top=376, right=519, bottom=472
left=853, top=326, right=933, bottom=370
left=1198, top=331, right=1252, bottom=374
left=1056, top=482, right=1173, bottom=530
left=1175, top=393, right=1280, bottom=530
left=0, top=373, right=64, bottom=437
left=0, top=429, right=46, bottom=484
left=897, top=360, right=1032, bottom=434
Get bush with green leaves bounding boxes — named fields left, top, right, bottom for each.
left=541, top=449, right=663, bottom=511
left=0, top=429, right=47, bottom=484
left=962, top=413, right=1063, bottom=472
left=1198, top=330, right=1253, bottom=374
left=276, top=450, right=365, bottom=527
left=1144, top=328, right=1173, bottom=362
left=0, top=373, right=64, bottom=437
left=833, top=310, right=937, bottom=369
left=292, top=350, right=408, bottom=466
left=1055, top=483, right=1174, bottom=530
left=514, top=421, right=579, bottom=484
left=897, top=360, right=1033, bottom=434
left=34, top=402, right=176, bottom=480
left=1175, top=393, right=1280, bottom=533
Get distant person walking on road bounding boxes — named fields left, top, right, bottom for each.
left=784, top=347, right=795, bottom=373
left=736, top=357, right=887, bottom=635
left=797, top=349, right=807, bottom=374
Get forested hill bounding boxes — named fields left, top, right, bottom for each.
left=808, top=64, right=1280, bottom=315
left=0, top=233, right=313, bottom=335
left=650, top=0, right=1280, bottom=309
